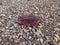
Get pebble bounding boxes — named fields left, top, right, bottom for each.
left=0, top=38, right=2, bottom=42
left=54, top=27, right=60, bottom=31
left=1, top=14, right=6, bottom=16
left=40, top=38, right=43, bottom=44
left=8, top=15, right=12, bottom=19
left=29, top=36, right=32, bottom=39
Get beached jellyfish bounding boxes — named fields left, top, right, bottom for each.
left=18, top=14, right=41, bottom=27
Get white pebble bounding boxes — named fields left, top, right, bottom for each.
left=40, top=38, right=43, bottom=43
left=29, top=36, right=31, bottom=39
left=0, top=38, right=1, bottom=42
left=8, top=15, right=12, bottom=19
left=5, top=26, right=8, bottom=29
left=1, top=14, right=5, bottom=16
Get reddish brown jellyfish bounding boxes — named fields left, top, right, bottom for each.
left=18, top=14, right=41, bottom=27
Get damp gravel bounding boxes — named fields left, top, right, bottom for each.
left=0, top=0, right=60, bottom=45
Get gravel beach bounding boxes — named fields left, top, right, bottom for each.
left=0, top=0, right=60, bottom=45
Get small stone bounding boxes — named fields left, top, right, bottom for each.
left=13, top=36, right=16, bottom=38
left=0, top=38, right=1, bottom=42
left=1, top=14, right=5, bottom=16
left=56, top=22, right=60, bottom=26
left=8, top=15, right=12, bottom=19
left=54, top=27, right=60, bottom=31
left=0, top=22, right=1, bottom=23
left=5, top=26, right=8, bottom=29
left=37, top=39, right=40, bottom=41
left=40, top=38, right=43, bottom=43
left=28, top=27, right=32, bottom=29
left=0, top=3, right=2, bottom=5
left=27, top=0, right=30, bottom=1
left=55, top=34, right=60, bottom=40
left=34, top=11, right=38, bottom=14
left=38, top=23, right=43, bottom=28
left=29, top=36, right=32, bottom=39
left=2, top=34, right=5, bottom=37
left=53, top=37, right=58, bottom=43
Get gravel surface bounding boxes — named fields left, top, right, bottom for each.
left=0, top=0, right=60, bottom=45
